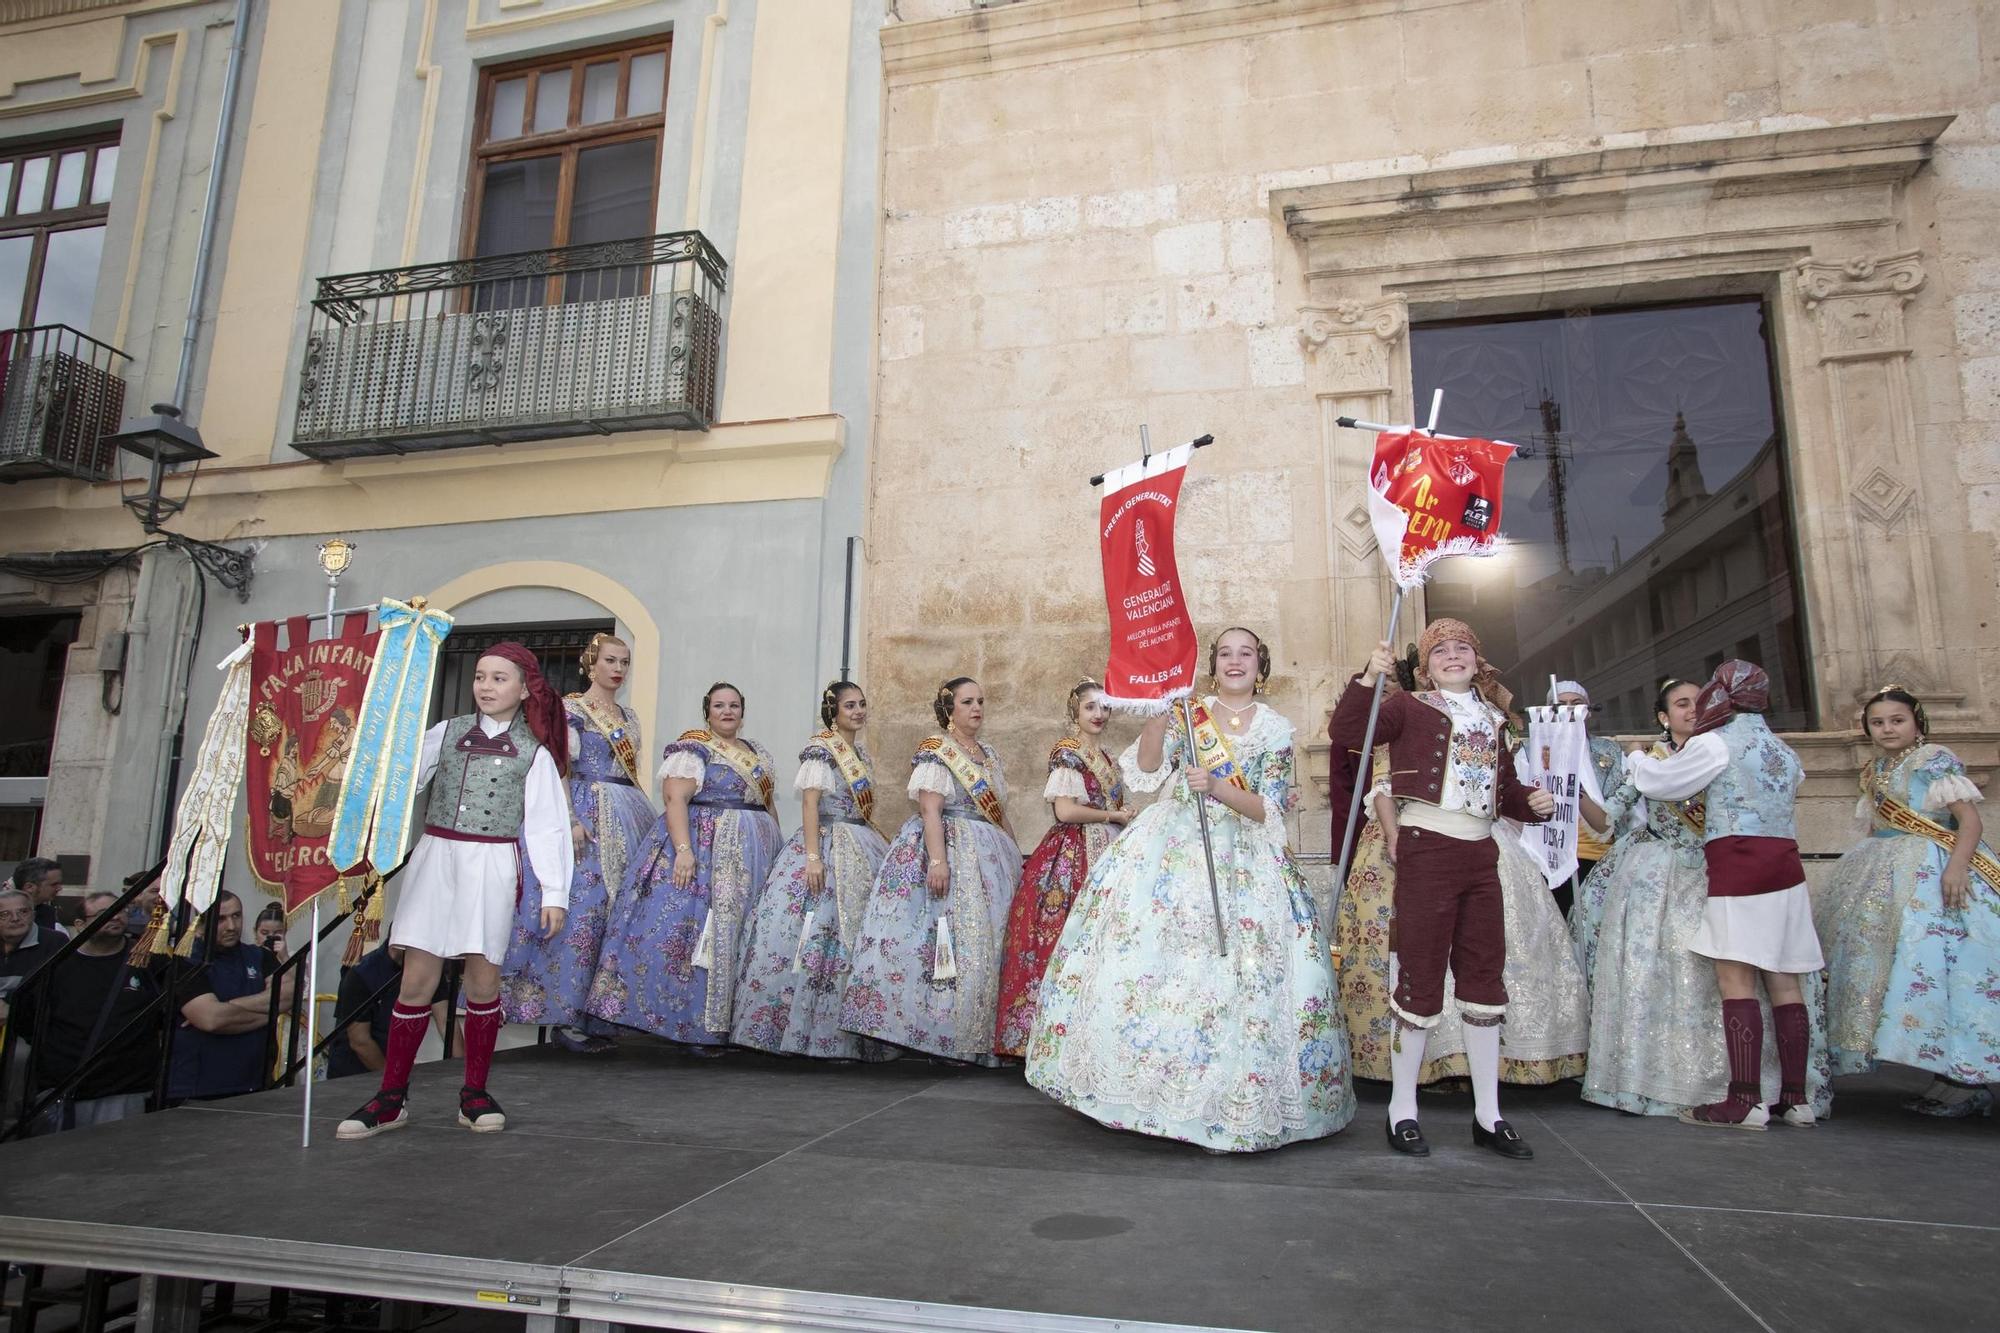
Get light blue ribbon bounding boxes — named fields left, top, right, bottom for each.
left=328, top=598, right=455, bottom=873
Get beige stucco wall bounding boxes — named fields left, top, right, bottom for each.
left=868, top=0, right=2000, bottom=859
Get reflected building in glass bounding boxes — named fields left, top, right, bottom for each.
left=1414, top=299, right=1811, bottom=734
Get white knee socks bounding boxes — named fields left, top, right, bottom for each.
left=1465, top=1019, right=1502, bottom=1131
left=1388, top=1020, right=1428, bottom=1126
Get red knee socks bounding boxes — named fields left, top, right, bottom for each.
left=1772, top=1002, right=1808, bottom=1105
left=463, top=999, right=503, bottom=1091
left=380, top=1003, right=430, bottom=1093
left=1722, top=997, right=1764, bottom=1109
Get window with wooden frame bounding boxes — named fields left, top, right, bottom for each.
left=465, top=38, right=669, bottom=308
left=0, top=133, right=119, bottom=335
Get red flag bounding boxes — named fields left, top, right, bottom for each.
left=1367, top=430, right=1514, bottom=587
left=1099, top=441, right=1199, bottom=707
left=244, top=615, right=380, bottom=911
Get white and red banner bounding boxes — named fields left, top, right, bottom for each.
left=1099, top=441, right=1200, bottom=709
left=1367, top=430, right=1515, bottom=588
left=1512, top=705, right=1606, bottom=890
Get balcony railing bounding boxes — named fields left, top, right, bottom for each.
left=292, top=231, right=726, bottom=459
left=0, top=324, right=130, bottom=483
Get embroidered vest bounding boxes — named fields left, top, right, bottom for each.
left=1700, top=712, right=1800, bottom=843
left=424, top=714, right=540, bottom=837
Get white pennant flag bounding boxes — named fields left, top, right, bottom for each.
left=1513, top=705, right=1606, bottom=890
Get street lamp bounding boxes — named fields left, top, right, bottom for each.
left=104, top=402, right=255, bottom=597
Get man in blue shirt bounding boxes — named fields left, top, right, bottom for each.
left=326, top=944, right=450, bottom=1080
left=168, top=892, right=294, bottom=1101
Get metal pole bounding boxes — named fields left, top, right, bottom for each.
left=171, top=0, right=253, bottom=410
left=298, top=569, right=340, bottom=1148
left=839, top=536, right=856, bottom=681
left=1331, top=588, right=1407, bottom=902
left=1179, top=696, right=1228, bottom=956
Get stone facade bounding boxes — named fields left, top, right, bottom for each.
left=866, top=0, right=2000, bottom=868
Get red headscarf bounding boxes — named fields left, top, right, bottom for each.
left=1690, top=659, right=1769, bottom=737
left=479, top=641, right=569, bottom=777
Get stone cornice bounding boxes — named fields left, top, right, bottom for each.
left=1276, top=115, right=1957, bottom=243
left=883, top=0, right=1390, bottom=84
left=0, top=0, right=201, bottom=33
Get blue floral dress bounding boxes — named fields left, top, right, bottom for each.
left=1026, top=703, right=1356, bottom=1152
left=1573, top=750, right=1833, bottom=1116
left=501, top=699, right=654, bottom=1027
left=585, top=733, right=781, bottom=1044
left=839, top=737, right=1022, bottom=1064
left=1817, top=744, right=2000, bottom=1085
left=731, top=738, right=893, bottom=1059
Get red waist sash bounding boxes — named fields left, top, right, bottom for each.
left=1703, top=835, right=1805, bottom=898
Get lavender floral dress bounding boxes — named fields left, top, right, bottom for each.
left=731, top=738, right=893, bottom=1059
left=839, top=737, right=1022, bottom=1065
left=585, top=733, right=781, bottom=1044
left=501, top=699, right=654, bottom=1026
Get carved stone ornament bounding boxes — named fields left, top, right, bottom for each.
left=1298, top=299, right=1407, bottom=396
left=1849, top=465, right=1916, bottom=531
left=1795, top=252, right=1926, bottom=360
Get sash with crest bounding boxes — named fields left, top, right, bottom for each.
left=1181, top=698, right=1250, bottom=792
left=811, top=729, right=875, bottom=824
left=679, top=729, right=776, bottom=812
left=1646, top=742, right=1707, bottom=840
left=918, top=735, right=1007, bottom=826
left=570, top=694, right=642, bottom=786
left=1053, top=736, right=1125, bottom=809
left=1873, top=793, right=2000, bottom=886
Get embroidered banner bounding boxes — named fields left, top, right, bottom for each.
left=1512, top=704, right=1606, bottom=889
left=245, top=614, right=380, bottom=912
left=159, top=638, right=255, bottom=926
left=1367, top=430, right=1516, bottom=588
left=1099, top=441, right=1199, bottom=709
left=329, top=598, right=455, bottom=877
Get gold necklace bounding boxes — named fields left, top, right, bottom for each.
left=1215, top=697, right=1256, bottom=730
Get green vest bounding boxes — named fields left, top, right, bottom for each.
left=424, top=714, right=541, bottom=837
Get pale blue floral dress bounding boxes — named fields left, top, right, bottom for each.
left=1817, top=744, right=2000, bottom=1085
left=1026, top=703, right=1355, bottom=1152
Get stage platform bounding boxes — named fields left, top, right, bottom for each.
left=2, top=1045, right=1994, bottom=1332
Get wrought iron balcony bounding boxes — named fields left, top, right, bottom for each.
left=0, top=324, right=131, bottom=483
left=292, top=231, right=725, bottom=459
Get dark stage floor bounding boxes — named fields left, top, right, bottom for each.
left=2, top=1045, right=1994, bottom=1332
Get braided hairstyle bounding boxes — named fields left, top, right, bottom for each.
left=1065, top=678, right=1104, bottom=725
left=1207, top=626, right=1271, bottom=692
left=933, top=676, right=977, bottom=729
left=702, top=681, right=744, bottom=722
left=578, top=631, right=629, bottom=674
left=820, top=679, right=863, bottom=729
left=1862, top=684, right=1928, bottom=739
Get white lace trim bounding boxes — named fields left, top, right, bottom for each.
left=907, top=760, right=956, bottom=800
left=1924, top=772, right=1983, bottom=810
left=793, top=758, right=838, bottom=795
left=1043, top=768, right=1089, bottom=802
left=1118, top=734, right=1173, bottom=793
left=658, top=748, right=707, bottom=790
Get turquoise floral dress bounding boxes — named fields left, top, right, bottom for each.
left=1025, top=702, right=1356, bottom=1152
left=1816, top=744, right=2000, bottom=1085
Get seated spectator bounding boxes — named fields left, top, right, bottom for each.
left=12, top=858, right=67, bottom=938
left=123, top=882, right=164, bottom=941
left=12, top=890, right=161, bottom=1133
left=1, top=887, right=61, bottom=1021
left=326, top=943, right=452, bottom=1080
left=168, top=891, right=293, bottom=1102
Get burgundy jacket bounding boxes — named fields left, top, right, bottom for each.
left=1328, top=675, right=1546, bottom=837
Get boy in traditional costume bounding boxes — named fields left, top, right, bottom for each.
left=1331, top=619, right=1555, bottom=1159
left=1623, top=660, right=1824, bottom=1130
left=337, top=643, right=573, bottom=1140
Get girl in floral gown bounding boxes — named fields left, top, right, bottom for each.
left=1028, top=628, right=1356, bottom=1153
left=1572, top=680, right=1833, bottom=1117
left=586, top=683, right=781, bottom=1047
left=731, top=681, right=893, bottom=1059
left=992, top=680, right=1132, bottom=1058
left=1816, top=686, right=1999, bottom=1118
left=1336, top=742, right=1588, bottom=1087
left=840, top=677, right=1023, bottom=1065
left=501, top=635, right=655, bottom=1049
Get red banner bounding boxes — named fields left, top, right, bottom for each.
left=244, top=614, right=380, bottom=910
left=1367, top=430, right=1514, bottom=588
left=1099, top=442, right=1199, bottom=705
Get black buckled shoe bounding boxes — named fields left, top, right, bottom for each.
left=1386, top=1118, right=1430, bottom=1156
left=1472, top=1118, right=1533, bottom=1160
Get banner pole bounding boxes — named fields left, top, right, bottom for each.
left=1179, top=695, right=1229, bottom=956
left=299, top=539, right=354, bottom=1150
left=1331, top=587, right=1406, bottom=906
